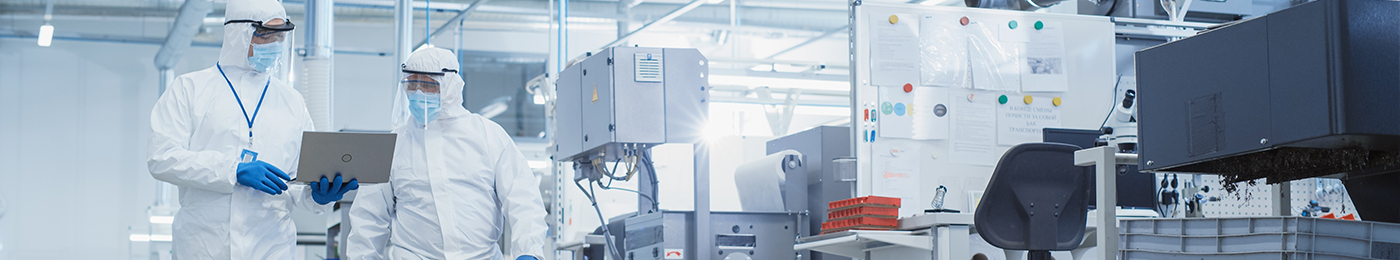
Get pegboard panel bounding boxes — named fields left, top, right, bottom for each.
left=1179, top=175, right=1359, bottom=218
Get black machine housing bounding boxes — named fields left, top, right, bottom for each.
left=1136, top=0, right=1400, bottom=222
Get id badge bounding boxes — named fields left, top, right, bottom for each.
left=240, top=149, right=259, bottom=163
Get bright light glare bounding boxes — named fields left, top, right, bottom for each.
left=37, top=24, right=53, bottom=47
left=708, top=75, right=848, bottom=92
left=532, top=94, right=546, bottom=105
left=150, top=216, right=174, bottom=224
left=129, top=234, right=173, bottom=242
left=527, top=160, right=550, bottom=169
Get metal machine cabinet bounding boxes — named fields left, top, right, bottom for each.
left=661, top=211, right=802, bottom=260
left=766, top=126, right=852, bottom=260
left=555, top=47, right=708, bottom=161
left=556, top=62, right=583, bottom=159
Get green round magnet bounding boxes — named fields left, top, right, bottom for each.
left=1035, top=21, right=1044, bottom=30
left=881, top=102, right=894, bottom=115
left=998, top=95, right=1009, bottom=104
left=1008, top=20, right=1018, bottom=29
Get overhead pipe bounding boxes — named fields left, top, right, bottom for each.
left=153, top=0, right=213, bottom=95
left=300, top=0, right=335, bottom=131
left=598, top=0, right=706, bottom=49
left=395, top=0, right=414, bottom=66
left=414, top=0, right=492, bottom=49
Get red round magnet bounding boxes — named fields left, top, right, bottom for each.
left=960, top=17, right=970, bottom=26
left=903, top=83, right=913, bottom=93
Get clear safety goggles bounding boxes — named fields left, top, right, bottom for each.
left=226, top=19, right=295, bottom=44
left=400, top=68, right=457, bottom=93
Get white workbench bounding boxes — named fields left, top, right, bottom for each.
left=794, top=213, right=974, bottom=260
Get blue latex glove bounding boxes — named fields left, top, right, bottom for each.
left=310, top=174, right=360, bottom=205
left=516, top=256, right=538, bottom=260
left=236, top=160, right=290, bottom=195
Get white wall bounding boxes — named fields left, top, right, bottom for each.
left=0, top=37, right=189, bottom=259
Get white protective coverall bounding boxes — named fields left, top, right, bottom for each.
left=345, top=47, right=548, bottom=260
left=146, top=0, right=328, bottom=258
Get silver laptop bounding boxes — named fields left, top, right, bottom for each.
left=295, top=132, right=397, bottom=184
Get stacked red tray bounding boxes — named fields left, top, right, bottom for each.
left=828, top=206, right=899, bottom=221
left=820, top=196, right=901, bottom=234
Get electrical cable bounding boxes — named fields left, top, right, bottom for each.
left=641, top=151, right=660, bottom=211
left=576, top=179, right=624, bottom=260
left=1100, top=74, right=1125, bottom=130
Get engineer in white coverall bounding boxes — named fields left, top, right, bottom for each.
left=345, top=47, right=548, bottom=260
left=146, top=0, right=358, bottom=258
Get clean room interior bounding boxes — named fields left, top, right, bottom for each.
left=0, top=0, right=1385, bottom=259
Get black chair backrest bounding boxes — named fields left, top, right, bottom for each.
left=974, top=142, right=1092, bottom=251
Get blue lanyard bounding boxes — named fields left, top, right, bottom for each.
left=216, top=63, right=269, bottom=141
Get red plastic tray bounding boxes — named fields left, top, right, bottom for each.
left=821, top=217, right=899, bottom=231
left=820, top=226, right=895, bottom=234
left=827, top=196, right=901, bottom=211
left=828, top=206, right=900, bottom=221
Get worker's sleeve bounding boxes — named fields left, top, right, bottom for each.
left=493, top=141, right=549, bottom=259
left=346, top=184, right=395, bottom=260
left=290, top=112, right=331, bottom=214
left=147, top=78, right=238, bottom=193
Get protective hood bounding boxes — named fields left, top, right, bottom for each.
left=393, top=47, right=469, bottom=128
left=219, top=0, right=289, bottom=72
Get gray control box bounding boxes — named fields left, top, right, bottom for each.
left=554, top=47, right=709, bottom=162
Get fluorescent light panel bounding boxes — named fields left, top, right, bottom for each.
left=150, top=216, right=174, bottom=224
left=37, top=24, right=53, bottom=47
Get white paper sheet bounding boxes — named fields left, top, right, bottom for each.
left=920, top=14, right=969, bottom=88
left=949, top=92, right=998, bottom=166
left=878, top=86, right=916, bottom=139
left=871, top=142, right=922, bottom=217
left=870, top=14, right=921, bottom=88
left=1020, top=22, right=1069, bottom=92
left=913, top=88, right=951, bottom=140
left=996, top=96, right=1062, bottom=145
left=966, top=21, right=1021, bottom=92
left=880, top=87, right=951, bottom=140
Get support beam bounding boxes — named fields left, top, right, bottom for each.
left=415, top=0, right=492, bottom=48
left=599, top=0, right=707, bottom=49
left=763, top=25, right=848, bottom=59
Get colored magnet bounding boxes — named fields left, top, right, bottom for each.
left=967, top=93, right=976, bottom=101
left=998, top=95, right=1008, bottom=104
left=864, top=109, right=870, bottom=121
left=871, top=111, right=877, bottom=122
left=894, top=103, right=907, bottom=116
left=1052, top=97, right=1062, bottom=106
left=889, top=15, right=899, bottom=24
left=1008, top=20, right=1018, bottom=29
left=903, top=83, right=913, bottom=93
left=960, top=17, right=970, bottom=26
left=1023, top=95, right=1034, bottom=104
left=907, top=104, right=915, bottom=115
left=881, top=102, right=894, bottom=115
left=1034, top=21, right=1044, bottom=30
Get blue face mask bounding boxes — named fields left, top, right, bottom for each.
left=247, top=42, right=284, bottom=72
left=407, top=90, right=441, bottom=125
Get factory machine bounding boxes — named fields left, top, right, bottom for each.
left=1136, top=0, right=1400, bottom=222
left=553, top=47, right=803, bottom=260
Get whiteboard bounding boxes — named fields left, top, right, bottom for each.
left=850, top=3, right=1117, bottom=217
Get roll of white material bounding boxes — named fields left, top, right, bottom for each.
left=734, top=149, right=802, bottom=212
